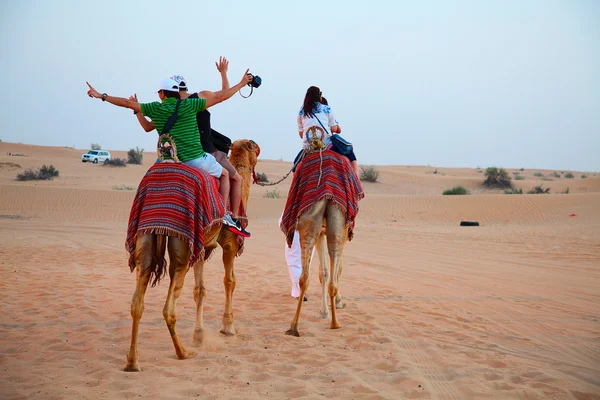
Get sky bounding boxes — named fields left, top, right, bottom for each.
left=1, top=0, right=598, bottom=171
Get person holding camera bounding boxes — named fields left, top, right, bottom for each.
left=85, top=70, right=253, bottom=238
left=297, top=86, right=359, bottom=176
left=130, top=58, right=251, bottom=238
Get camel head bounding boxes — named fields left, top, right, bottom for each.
left=229, top=139, right=260, bottom=210
left=229, top=139, right=260, bottom=170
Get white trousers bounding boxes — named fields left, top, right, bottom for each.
left=280, top=215, right=315, bottom=298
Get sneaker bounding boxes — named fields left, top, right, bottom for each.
left=222, top=215, right=251, bottom=238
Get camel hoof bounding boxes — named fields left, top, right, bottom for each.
left=335, top=301, right=346, bottom=310
left=318, top=311, right=331, bottom=319
left=330, top=321, right=342, bottom=330
left=219, top=326, right=236, bottom=336
left=177, top=351, right=196, bottom=360
left=123, top=364, right=141, bottom=372
left=192, top=329, right=205, bottom=344
left=285, top=329, right=300, bottom=337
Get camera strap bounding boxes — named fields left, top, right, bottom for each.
left=162, top=100, right=182, bottom=134
left=239, top=86, right=254, bottom=99
left=313, top=113, right=331, bottom=136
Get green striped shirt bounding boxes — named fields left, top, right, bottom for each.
left=141, top=97, right=207, bottom=162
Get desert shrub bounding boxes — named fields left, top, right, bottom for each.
left=519, top=168, right=524, bottom=171
left=581, top=174, right=587, bottom=179
left=113, top=185, right=136, bottom=191
left=443, top=186, right=469, bottom=195
left=564, top=172, right=574, bottom=179
left=484, top=167, right=511, bottom=188
left=360, top=165, right=380, bottom=182
left=553, top=172, right=561, bottom=178
left=16, top=164, right=59, bottom=181
left=562, top=187, right=570, bottom=194
left=91, top=143, right=102, bottom=150
left=528, top=185, right=550, bottom=194
left=104, top=157, right=127, bottom=167
left=514, top=175, right=525, bottom=180
left=15, top=169, right=38, bottom=181
left=127, top=147, right=144, bottom=165
left=255, top=172, right=268, bottom=183
left=264, top=189, right=280, bottom=198
left=505, top=188, right=523, bottom=194
left=39, top=165, right=59, bottom=179
left=533, top=172, right=543, bottom=177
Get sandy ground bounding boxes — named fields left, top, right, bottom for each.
left=1, top=143, right=599, bottom=400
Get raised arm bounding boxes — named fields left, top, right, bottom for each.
left=129, top=94, right=155, bottom=132
left=86, top=82, right=142, bottom=113
left=199, top=69, right=253, bottom=108
left=216, top=56, right=230, bottom=90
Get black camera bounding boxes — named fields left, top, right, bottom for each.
left=247, top=73, right=262, bottom=88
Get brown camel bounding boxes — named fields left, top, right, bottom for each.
left=124, top=139, right=259, bottom=372
left=286, top=199, right=349, bottom=337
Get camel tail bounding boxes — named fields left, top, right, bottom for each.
left=149, top=234, right=168, bottom=287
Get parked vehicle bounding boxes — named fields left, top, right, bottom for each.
left=82, top=150, right=111, bottom=163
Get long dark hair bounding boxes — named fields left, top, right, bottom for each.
left=302, top=86, right=321, bottom=118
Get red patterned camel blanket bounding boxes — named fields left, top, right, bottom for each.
left=126, top=163, right=225, bottom=272
left=280, top=151, right=365, bottom=247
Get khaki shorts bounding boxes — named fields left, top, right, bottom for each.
left=211, top=150, right=237, bottom=177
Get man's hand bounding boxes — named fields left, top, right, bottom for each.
left=128, top=94, right=139, bottom=103
left=216, top=56, right=229, bottom=74
left=86, top=82, right=102, bottom=99
left=239, top=69, right=252, bottom=86
left=85, top=83, right=141, bottom=113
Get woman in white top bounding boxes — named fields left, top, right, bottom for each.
left=296, top=86, right=359, bottom=175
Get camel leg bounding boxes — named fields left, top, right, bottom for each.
left=316, top=232, right=330, bottom=319
left=192, top=258, right=207, bottom=343
left=333, top=254, right=346, bottom=310
left=124, top=235, right=154, bottom=372
left=326, top=203, right=348, bottom=330
left=163, top=238, right=195, bottom=360
left=220, top=234, right=238, bottom=336
left=286, top=200, right=326, bottom=337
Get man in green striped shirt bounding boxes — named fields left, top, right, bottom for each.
left=85, top=71, right=253, bottom=237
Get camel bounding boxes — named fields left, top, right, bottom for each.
left=124, top=139, right=259, bottom=372
left=282, top=150, right=363, bottom=337
left=285, top=200, right=349, bottom=336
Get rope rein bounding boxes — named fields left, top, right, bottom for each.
left=253, top=166, right=294, bottom=186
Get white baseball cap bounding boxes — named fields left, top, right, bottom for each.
left=170, top=75, right=188, bottom=91
left=157, top=78, right=180, bottom=93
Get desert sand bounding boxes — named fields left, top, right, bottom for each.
left=1, top=143, right=599, bottom=400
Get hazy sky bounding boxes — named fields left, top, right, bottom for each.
left=1, top=0, right=598, bottom=171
